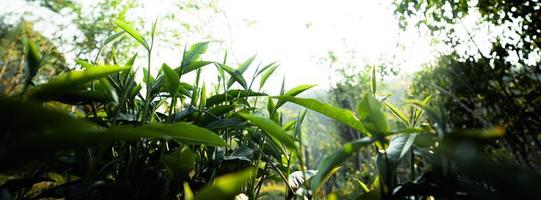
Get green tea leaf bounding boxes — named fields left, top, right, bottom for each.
left=311, top=138, right=373, bottom=193
left=143, top=122, right=227, bottom=146
left=114, top=20, right=150, bottom=51
left=206, top=90, right=266, bottom=107
left=177, top=61, right=213, bottom=75
left=163, top=146, right=195, bottom=181
left=357, top=93, right=388, bottom=136
left=182, top=42, right=209, bottom=67
left=218, top=64, right=247, bottom=89
left=274, top=96, right=369, bottom=136
left=227, top=55, right=256, bottom=88
left=29, top=65, right=129, bottom=101
left=194, top=168, right=254, bottom=200
left=259, top=64, right=278, bottom=89
left=275, top=84, right=316, bottom=109
left=162, top=63, right=181, bottom=97
left=23, top=38, right=41, bottom=83
left=384, top=102, right=410, bottom=127
left=237, top=112, right=297, bottom=154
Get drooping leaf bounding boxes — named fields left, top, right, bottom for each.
left=310, top=138, right=372, bottom=193
left=114, top=20, right=150, bottom=50
left=237, top=112, right=297, bottom=154
left=274, top=96, right=368, bottom=136
left=194, top=168, right=254, bottom=200
left=28, top=65, right=129, bottom=101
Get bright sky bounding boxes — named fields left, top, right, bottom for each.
left=1, top=0, right=438, bottom=92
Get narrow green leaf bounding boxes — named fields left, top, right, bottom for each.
left=274, top=96, right=369, bottom=136
left=357, top=93, right=389, bottom=136
left=218, top=64, right=247, bottom=89
left=162, top=63, right=181, bottom=97
left=163, top=146, right=195, bottom=181
left=177, top=61, right=213, bottom=75
left=259, top=65, right=278, bottom=89
left=142, top=122, right=227, bottom=146
left=311, top=138, right=373, bottom=193
left=194, top=168, right=254, bottom=200
left=23, top=38, right=41, bottom=83
left=275, top=84, right=316, bottom=109
left=28, top=65, right=128, bottom=101
left=182, top=42, right=209, bottom=67
left=384, top=102, right=410, bottom=127
left=226, top=55, right=256, bottom=88
left=114, top=20, right=150, bottom=51
left=237, top=112, right=297, bottom=154
left=206, top=90, right=265, bottom=107
left=96, top=31, right=125, bottom=59
left=371, top=65, right=376, bottom=96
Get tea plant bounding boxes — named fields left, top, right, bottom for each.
left=0, top=20, right=313, bottom=199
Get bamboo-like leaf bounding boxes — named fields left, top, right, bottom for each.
left=274, top=96, right=369, bottom=136
left=311, top=138, right=373, bottom=193
left=28, top=65, right=128, bottom=101
left=114, top=20, right=150, bottom=51
left=385, top=102, right=410, bottom=127
left=237, top=112, right=297, bottom=154
left=194, top=168, right=254, bottom=200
